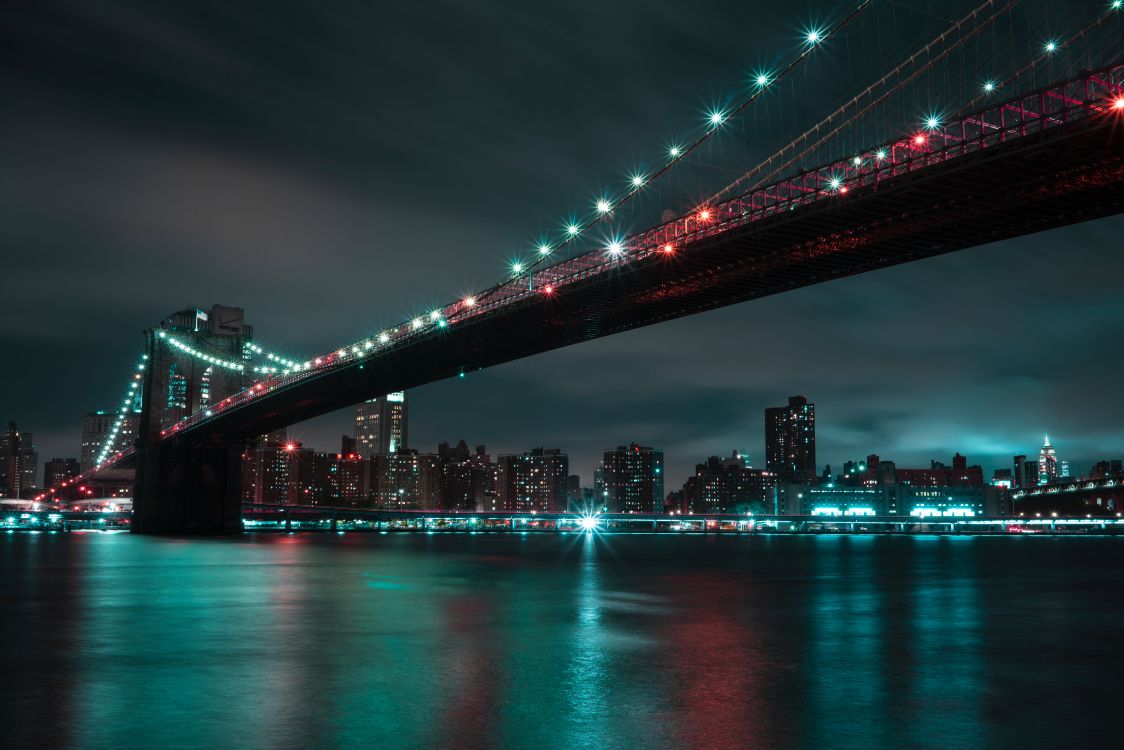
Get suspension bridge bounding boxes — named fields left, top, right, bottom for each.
left=30, top=0, right=1124, bottom=532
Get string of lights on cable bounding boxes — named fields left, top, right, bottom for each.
left=93, top=353, right=148, bottom=466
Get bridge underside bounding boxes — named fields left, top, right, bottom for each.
left=133, top=113, right=1124, bottom=533
left=183, top=114, right=1124, bottom=444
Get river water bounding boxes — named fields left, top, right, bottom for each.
left=2, top=532, right=1121, bottom=749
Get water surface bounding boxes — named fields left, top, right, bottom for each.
left=2, top=532, right=1121, bottom=749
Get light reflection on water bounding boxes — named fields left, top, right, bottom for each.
left=1, top=532, right=1122, bottom=749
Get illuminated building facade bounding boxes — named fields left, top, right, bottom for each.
left=679, top=451, right=777, bottom=514
left=1038, top=436, right=1058, bottom=485
left=602, top=443, right=663, bottom=513
left=355, top=392, right=408, bottom=456
left=497, top=447, right=569, bottom=512
left=1, top=423, right=38, bottom=498
left=765, top=395, right=816, bottom=482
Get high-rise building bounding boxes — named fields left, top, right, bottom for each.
left=43, top=458, right=80, bottom=488
left=680, top=451, right=777, bottom=514
left=602, top=443, right=664, bottom=513
left=372, top=450, right=441, bottom=508
left=240, top=429, right=294, bottom=504
left=80, top=409, right=140, bottom=471
left=437, top=441, right=495, bottom=511
left=0, top=423, right=37, bottom=498
left=355, top=392, right=408, bottom=456
left=1013, top=454, right=1038, bottom=489
left=497, top=448, right=569, bottom=512
left=80, top=411, right=112, bottom=471
left=1038, top=436, right=1058, bottom=485
left=765, top=395, right=816, bottom=482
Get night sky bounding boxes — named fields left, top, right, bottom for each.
left=3, top=0, right=1122, bottom=489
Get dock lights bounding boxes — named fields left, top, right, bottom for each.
left=577, top=514, right=601, bottom=532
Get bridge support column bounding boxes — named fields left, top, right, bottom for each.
left=133, top=440, right=244, bottom=534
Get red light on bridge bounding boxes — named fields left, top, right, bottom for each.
left=698, top=209, right=711, bottom=221
left=543, top=284, right=554, bottom=295
left=913, top=134, right=927, bottom=145
left=840, top=186, right=849, bottom=194
left=1113, top=97, right=1124, bottom=111
left=663, top=244, right=674, bottom=253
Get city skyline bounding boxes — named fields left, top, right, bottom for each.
left=5, top=385, right=1109, bottom=504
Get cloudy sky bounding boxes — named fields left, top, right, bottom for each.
left=2, top=0, right=1122, bottom=489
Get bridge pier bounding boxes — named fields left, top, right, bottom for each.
left=133, top=440, right=244, bottom=534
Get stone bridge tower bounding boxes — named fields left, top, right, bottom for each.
left=133, top=305, right=253, bottom=533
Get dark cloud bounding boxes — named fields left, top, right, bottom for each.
left=2, top=0, right=1121, bottom=489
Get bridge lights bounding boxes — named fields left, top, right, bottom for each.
left=566, top=223, right=581, bottom=236
left=913, top=133, right=927, bottom=146
left=379, top=332, right=390, bottom=343
left=875, top=149, right=887, bottom=161
left=983, top=80, right=996, bottom=93
left=852, top=156, right=862, bottom=166
left=708, top=110, right=726, bottom=126
left=463, top=296, right=476, bottom=307
left=607, top=240, right=624, bottom=256
left=1113, top=97, right=1124, bottom=111
left=411, top=317, right=423, bottom=330
left=543, top=284, right=555, bottom=295
left=1114, top=1, right=1123, bottom=10
left=827, top=175, right=843, bottom=191
left=630, top=174, right=645, bottom=188
left=537, top=243, right=552, bottom=256
left=754, top=72, right=772, bottom=87
left=1044, top=40, right=1058, bottom=54
left=663, top=243, right=674, bottom=254
left=924, top=115, right=941, bottom=130
left=511, top=261, right=524, bottom=274
left=697, top=208, right=711, bottom=221
left=805, top=28, right=823, bottom=45
left=577, top=513, right=601, bottom=532
left=596, top=199, right=612, bottom=214
left=668, top=145, right=681, bottom=158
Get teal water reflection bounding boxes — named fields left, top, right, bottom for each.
left=1, top=533, right=1122, bottom=749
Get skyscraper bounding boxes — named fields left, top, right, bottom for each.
left=765, top=395, right=816, bottom=482
left=0, top=423, right=37, bottom=498
left=355, top=392, right=408, bottom=456
left=1038, top=436, right=1058, bottom=485
left=80, top=411, right=112, bottom=471
left=602, top=443, right=664, bottom=513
